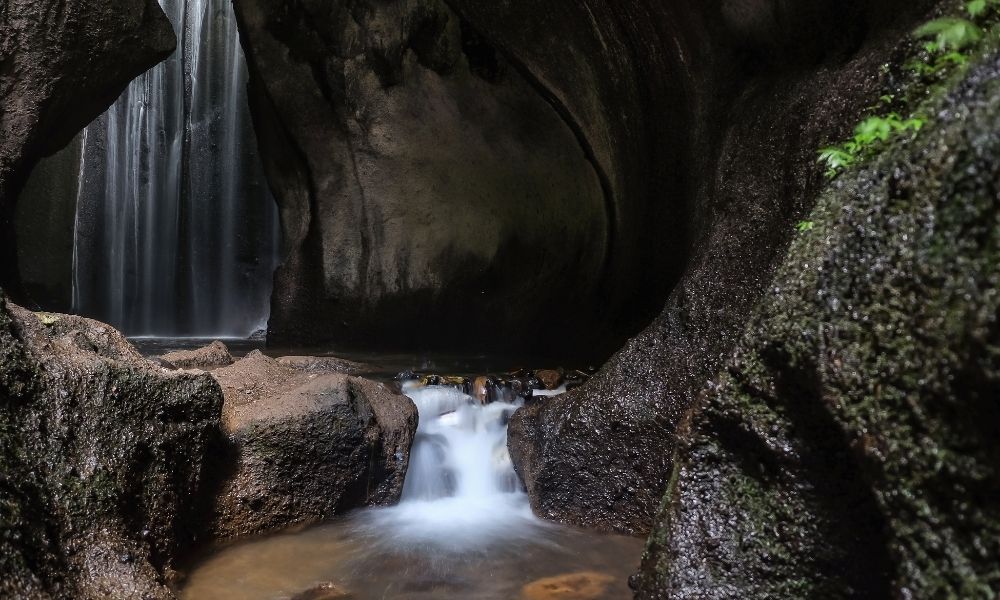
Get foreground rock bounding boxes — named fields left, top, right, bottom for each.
left=634, top=48, right=1000, bottom=598
left=0, top=0, right=175, bottom=296
left=0, top=294, right=224, bottom=599
left=209, top=351, right=417, bottom=538
left=507, top=0, right=941, bottom=535
left=159, top=340, right=234, bottom=371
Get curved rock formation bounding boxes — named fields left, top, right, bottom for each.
left=0, top=0, right=175, bottom=297
left=0, top=294, right=224, bottom=599
left=506, top=0, right=941, bottom=534
left=233, top=0, right=670, bottom=356
left=635, top=46, right=1000, bottom=599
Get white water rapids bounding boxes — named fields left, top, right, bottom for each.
left=350, top=384, right=544, bottom=551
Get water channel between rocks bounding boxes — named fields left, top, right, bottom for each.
left=181, top=380, right=644, bottom=599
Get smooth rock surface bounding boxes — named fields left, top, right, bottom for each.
left=233, top=0, right=623, bottom=357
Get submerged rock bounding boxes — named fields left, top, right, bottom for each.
left=208, top=351, right=418, bottom=538
left=521, top=571, right=615, bottom=600
left=159, top=340, right=234, bottom=371
left=634, top=46, right=1000, bottom=599
left=0, top=293, right=224, bottom=599
left=291, top=582, right=353, bottom=600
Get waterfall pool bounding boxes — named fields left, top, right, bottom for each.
left=181, top=385, right=643, bottom=599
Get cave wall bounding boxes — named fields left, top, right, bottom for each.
left=0, top=0, right=176, bottom=299
left=13, top=134, right=82, bottom=312
left=504, top=0, right=943, bottom=534
left=233, top=0, right=678, bottom=357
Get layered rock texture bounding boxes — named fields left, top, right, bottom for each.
left=0, top=0, right=175, bottom=298
left=208, top=351, right=417, bottom=539
left=0, top=293, right=224, bottom=599
left=507, top=0, right=943, bottom=534
left=634, top=45, right=1000, bottom=599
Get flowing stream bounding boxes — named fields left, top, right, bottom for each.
left=182, top=384, right=643, bottom=599
left=71, top=0, right=278, bottom=338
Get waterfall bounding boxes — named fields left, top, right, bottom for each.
left=351, top=384, right=542, bottom=552
left=71, top=0, right=279, bottom=338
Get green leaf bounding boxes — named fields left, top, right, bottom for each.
left=967, top=0, right=987, bottom=17
left=914, top=17, right=983, bottom=51
left=796, top=221, right=816, bottom=232
left=818, top=147, right=855, bottom=171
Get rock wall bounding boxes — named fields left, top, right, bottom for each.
left=635, top=45, right=1000, bottom=599
left=506, top=0, right=941, bottom=535
left=0, top=0, right=175, bottom=298
left=233, top=0, right=662, bottom=357
left=0, top=294, right=225, bottom=599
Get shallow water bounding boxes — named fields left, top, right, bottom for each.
left=182, top=385, right=642, bottom=599
left=181, top=513, right=642, bottom=599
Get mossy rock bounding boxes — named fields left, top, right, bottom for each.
left=635, top=43, right=1000, bottom=599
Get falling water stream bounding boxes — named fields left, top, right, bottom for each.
left=71, top=0, right=278, bottom=338
left=182, top=384, right=643, bottom=599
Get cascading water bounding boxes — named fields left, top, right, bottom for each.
left=71, top=0, right=278, bottom=338
left=353, top=384, right=542, bottom=549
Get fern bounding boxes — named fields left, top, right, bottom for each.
left=914, top=17, right=983, bottom=50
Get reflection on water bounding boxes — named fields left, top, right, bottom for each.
left=182, top=385, right=642, bottom=599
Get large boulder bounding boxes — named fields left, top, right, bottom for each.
left=0, top=0, right=175, bottom=296
left=208, top=351, right=417, bottom=538
left=0, top=293, right=224, bottom=599
left=506, top=0, right=940, bottom=534
left=634, top=45, right=1000, bottom=598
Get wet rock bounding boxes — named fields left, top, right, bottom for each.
left=634, top=46, right=1000, bottom=599
left=0, top=293, right=224, bottom=599
left=208, top=352, right=418, bottom=538
left=159, top=340, right=234, bottom=371
left=534, top=370, right=563, bottom=390
left=521, top=571, right=615, bottom=600
left=291, top=582, right=353, bottom=600
left=506, top=0, right=939, bottom=535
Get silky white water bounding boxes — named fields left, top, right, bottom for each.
left=349, top=384, right=544, bottom=551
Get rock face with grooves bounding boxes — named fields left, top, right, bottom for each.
left=634, top=48, right=1000, bottom=599
left=0, top=0, right=175, bottom=296
left=232, top=0, right=622, bottom=356
left=209, top=351, right=418, bottom=538
left=0, top=293, right=224, bottom=599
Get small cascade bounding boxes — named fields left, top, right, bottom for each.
left=352, top=383, right=542, bottom=551
left=71, top=0, right=279, bottom=338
